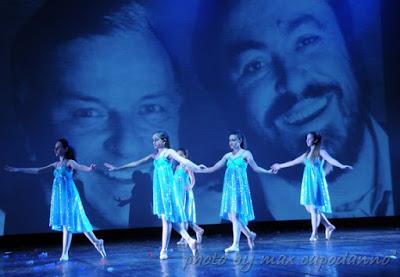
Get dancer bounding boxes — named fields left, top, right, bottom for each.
left=174, top=148, right=204, bottom=246
left=104, top=131, right=203, bottom=260
left=200, top=131, right=272, bottom=252
left=271, top=132, right=353, bottom=241
left=4, top=138, right=106, bottom=261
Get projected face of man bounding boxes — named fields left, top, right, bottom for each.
left=31, top=30, right=180, bottom=227
left=222, top=0, right=362, bottom=157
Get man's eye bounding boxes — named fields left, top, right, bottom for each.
left=73, top=108, right=102, bottom=118
left=138, top=104, right=166, bottom=115
left=296, top=35, right=320, bottom=51
left=243, top=60, right=266, bottom=76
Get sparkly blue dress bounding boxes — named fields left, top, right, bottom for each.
left=49, top=166, right=93, bottom=233
left=220, top=154, right=255, bottom=225
left=300, top=158, right=332, bottom=213
left=174, top=167, right=197, bottom=224
left=153, top=157, right=186, bottom=223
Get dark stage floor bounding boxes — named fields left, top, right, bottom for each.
left=1, top=228, right=400, bottom=276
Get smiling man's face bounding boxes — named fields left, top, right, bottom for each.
left=221, top=0, right=362, bottom=155
left=24, top=30, right=181, bottom=228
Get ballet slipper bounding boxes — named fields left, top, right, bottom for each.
left=224, top=245, right=240, bottom=253
left=247, top=232, right=256, bottom=249
left=188, top=239, right=198, bottom=256
left=159, top=249, right=168, bottom=260
left=325, top=225, right=336, bottom=240
left=59, top=254, right=69, bottom=262
left=95, top=239, right=107, bottom=258
left=195, top=229, right=204, bottom=244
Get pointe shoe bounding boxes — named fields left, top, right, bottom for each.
left=224, top=245, right=239, bottom=253
left=247, top=232, right=256, bottom=249
left=196, top=229, right=204, bottom=244
left=309, top=234, right=318, bottom=242
left=160, top=250, right=168, bottom=260
left=59, top=254, right=69, bottom=262
left=189, top=240, right=198, bottom=256
left=95, top=239, right=107, bottom=258
left=325, top=225, right=336, bottom=240
left=177, top=237, right=187, bottom=245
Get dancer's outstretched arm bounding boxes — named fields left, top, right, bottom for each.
left=4, top=163, right=56, bottom=174
left=104, top=154, right=153, bottom=171
left=67, top=160, right=96, bottom=172
left=245, top=151, right=273, bottom=174
left=167, top=149, right=203, bottom=172
left=270, top=153, right=306, bottom=173
left=199, top=153, right=229, bottom=173
left=320, top=150, right=352, bottom=170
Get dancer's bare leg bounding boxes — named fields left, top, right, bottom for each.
left=60, top=227, right=72, bottom=261
left=305, top=205, right=319, bottom=241
left=319, top=213, right=335, bottom=240
left=172, top=222, right=197, bottom=256
left=239, top=222, right=256, bottom=249
left=177, top=222, right=188, bottom=245
left=316, top=212, right=321, bottom=228
left=189, top=223, right=204, bottom=244
left=84, top=231, right=106, bottom=258
left=160, top=215, right=172, bottom=260
left=225, top=213, right=240, bottom=252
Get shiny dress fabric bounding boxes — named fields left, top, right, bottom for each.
left=153, top=157, right=186, bottom=223
left=49, top=166, right=93, bottom=233
left=220, top=155, right=255, bottom=225
left=174, top=167, right=197, bottom=224
left=300, top=158, right=332, bottom=213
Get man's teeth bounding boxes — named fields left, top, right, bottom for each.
left=284, top=96, right=328, bottom=124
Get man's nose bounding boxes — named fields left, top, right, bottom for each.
left=272, top=54, right=311, bottom=99
left=103, top=113, right=139, bottom=158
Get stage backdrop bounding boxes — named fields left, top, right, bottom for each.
left=0, top=0, right=397, bottom=235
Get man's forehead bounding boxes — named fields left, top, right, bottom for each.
left=224, top=0, right=335, bottom=37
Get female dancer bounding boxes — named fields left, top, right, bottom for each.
left=175, top=148, right=204, bottom=245
left=104, top=131, right=202, bottom=260
left=271, top=132, right=353, bottom=241
left=200, top=131, right=272, bottom=252
left=4, top=138, right=106, bottom=261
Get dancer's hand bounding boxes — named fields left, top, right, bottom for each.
left=185, top=184, right=194, bottom=191
left=104, top=163, right=117, bottom=171
left=266, top=169, right=274, bottom=174
left=88, top=163, right=96, bottom=171
left=270, top=163, right=281, bottom=173
left=341, top=165, right=353, bottom=170
left=4, top=165, right=18, bottom=172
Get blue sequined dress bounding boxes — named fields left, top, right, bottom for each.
left=49, top=166, right=93, bottom=233
left=174, top=167, right=197, bottom=224
left=300, top=158, right=332, bottom=213
left=220, top=154, right=255, bottom=225
left=153, top=157, right=186, bottom=223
